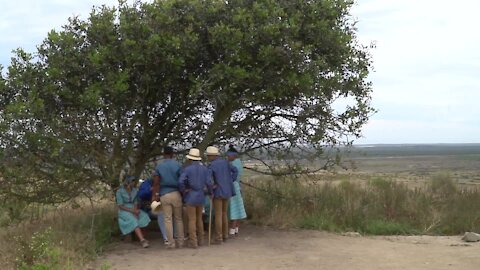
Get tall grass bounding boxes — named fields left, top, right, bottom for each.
left=243, top=173, right=480, bottom=235
left=0, top=204, right=117, bottom=270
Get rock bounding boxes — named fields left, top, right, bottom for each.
left=462, top=232, right=480, bottom=242
left=342, top=232, right=362, bottom=237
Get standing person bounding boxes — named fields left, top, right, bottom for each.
left=138, top=177, right=169, bottom=245
left=206, top=146, right=238, bottom=244
left=179, top=148, right=213, bottom=248
left=226, top=145, right=247, bottom=237
left=116, top=176, right=151, bottom=248
left=152, top=146, right=185, bottom=249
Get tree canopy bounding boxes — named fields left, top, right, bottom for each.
left=0, top=0, right=374, bottom=203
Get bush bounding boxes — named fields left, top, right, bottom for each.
left=243, top=174, right=480, bottom=235
left=0, top=204, right=117, bottom=270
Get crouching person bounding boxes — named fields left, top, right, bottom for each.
left=179, top=148, right=213, bottom=248
left=116, top=176, right=151, bottom=248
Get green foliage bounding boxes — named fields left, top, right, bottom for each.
left=363, top=220, right=418, bottom=235
left=0, top=0, right=373, bottom=204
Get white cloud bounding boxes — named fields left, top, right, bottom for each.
left=351, top=0, right=480, bottom=143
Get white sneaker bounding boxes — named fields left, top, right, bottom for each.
left=235, top=227, right=239, bottom=234
left=229, top=228, right=236, bottom=236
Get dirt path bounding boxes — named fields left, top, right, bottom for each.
left=96, top=225, right=480, bottom=270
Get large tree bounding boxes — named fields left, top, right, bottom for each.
left=0, top=0, right=374, bottom=203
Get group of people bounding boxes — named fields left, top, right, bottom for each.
left=115, top=145, right=247, bottom=249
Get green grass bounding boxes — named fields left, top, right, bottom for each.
left=243, top=174, right=480, bottom=235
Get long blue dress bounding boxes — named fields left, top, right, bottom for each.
left=116, top=187, right=151, bottom=235
left=228, top=159, right=247, bottom=220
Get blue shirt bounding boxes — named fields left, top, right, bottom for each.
left=208, top=157, right=238, bottom=199
left=153, top=159, right=182, bottom=196
left=138, top=178, right=153, bottom=201
left=179, top=161, right=213, bottom=205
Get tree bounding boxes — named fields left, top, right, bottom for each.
left=0, top=0, right=374, bottom=203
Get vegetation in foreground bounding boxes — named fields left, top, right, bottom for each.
left=0, top=204, right=117, bottom=270
left=243, top=173, right=480, bottom=235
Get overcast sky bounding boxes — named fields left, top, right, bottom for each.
left=1, top=0, right=479, bottom=144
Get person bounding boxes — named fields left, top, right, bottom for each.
left=116, top=176, right=151, bottom=248
left=179, top=148, right=213, bottom=248
left=206, top=146, right=238, bottom=244
left=226, top=145, right=247, bottom=237
left=138, top=177, right=169, bottom=245
left=152, top=146, right=185, bottom=249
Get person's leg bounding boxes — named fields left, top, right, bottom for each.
left=229, top=219, right=237, bottom=237
left=186, top=205, right=197, bottom=248
left=213, top=198, right=223, bottom=242
left=134, top=227, right=149, bottom=248
left=222, top=199, right=229, bottom=240
left=156, top=211, right=168, bottom=242
left=172, top=191, right=185, bottom=247
left=196, top=206, right=204, bottom=246
left=182, top=205, right=189, bottom=240
left=160, top=194, right=175, bottom=247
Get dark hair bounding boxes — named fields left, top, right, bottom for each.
left=163, top=146, right=174, bottom=155
left=228, top=144, right=238, bottom=153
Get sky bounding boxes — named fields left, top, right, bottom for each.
left=1, top=0, right=479, bottom=144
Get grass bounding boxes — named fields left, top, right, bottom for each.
left=243, top=173, right=480, bottom=235
left=0, top=203, right=118, bottom=270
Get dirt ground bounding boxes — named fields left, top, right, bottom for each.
left=95, top=225, right=480, bottom=270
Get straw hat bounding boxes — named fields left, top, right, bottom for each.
left=186, top=148, right=202, bottom=161
left=205, top=146, right=220, bottom=156
left=150, top=201, right=162, bottom=215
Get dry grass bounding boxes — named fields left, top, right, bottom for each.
left=242, top=173, right=480, bottom=235
left=0, top=203, right=117, bottom=270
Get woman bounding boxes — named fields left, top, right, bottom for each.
left=116, top=176, right=151, bottom=248
left=226, top=145, right=247, bottom=237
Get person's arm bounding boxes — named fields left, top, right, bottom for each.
left=178, top=170, right=188, bottom=194
left=152, top=175, right=161, bottom=202
left=230, top=163, right=238, bottom=182
left=116, top=190, right=136, bottom=214
left=206, top=168, right=214, bottom=197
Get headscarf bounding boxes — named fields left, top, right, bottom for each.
left=226, top=144, right=239, bottom=157
left=124, top=175, right=136, bottom=186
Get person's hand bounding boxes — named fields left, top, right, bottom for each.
left=132, top=209, right=140, bottom=217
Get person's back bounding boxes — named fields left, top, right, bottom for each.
left=206, top=146, right=238, bottom=244
left=209, top=157, right=237, bottom=198
left=180, top=161, right=212, bottom=205
left=152, top=146, right=184, bottom=249
left=179, top=149, right=213, bottom=248
left=155, top=159, right=182, bottom=195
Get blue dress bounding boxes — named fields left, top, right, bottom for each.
left=116, top=187, right=151, bottom=235
left=228, top=159, right=247, bottom=220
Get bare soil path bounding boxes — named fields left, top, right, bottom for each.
left=96, top=225, right=480, bottom=270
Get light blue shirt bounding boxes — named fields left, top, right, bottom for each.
left=153, top=159, right=182, bottom=196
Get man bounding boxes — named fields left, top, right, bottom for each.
left=152, top=146, right=185, bottom=249
left=206, top=146, right=238, bottom=244
left=179, top=148, right=213, bottom=248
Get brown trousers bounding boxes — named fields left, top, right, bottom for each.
left=213, top=198, right=229, bottom=241
left=186, top=205, right=204, bottom=247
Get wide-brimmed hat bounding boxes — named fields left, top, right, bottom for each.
left=186, top=148, right=202, bottom=161
left=150, top=201, right=162, bottom=215
left=205, top=146, right=220, bottom=156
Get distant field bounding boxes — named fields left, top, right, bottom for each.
left=243, top=144, right=480, bottom=188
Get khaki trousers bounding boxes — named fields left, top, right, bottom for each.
left=213, top=198, right=229, bottom=241
left=186, top=205, right=204, bottom=247
left=160, top=191, right=184, bottom=247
